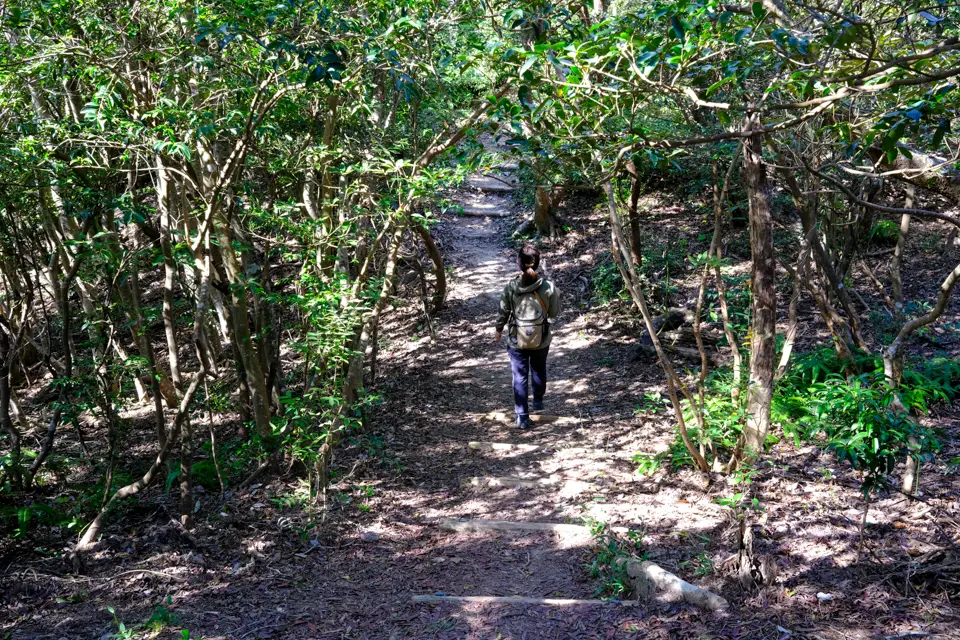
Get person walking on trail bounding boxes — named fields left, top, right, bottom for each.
left=494, top=245, right=560, bottom=429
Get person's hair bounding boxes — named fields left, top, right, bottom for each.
left=517, top=245, right=540, bottom=286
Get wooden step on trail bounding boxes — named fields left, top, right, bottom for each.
left=413, top=595, right=638, bottom=606
left=464, top=475, right=564, bottom=489
left=476, top=411, right=581, bottom=425
left=457, top=203, right=511, bottom=218
left=466, top=175, right=517, bottom=192
left=467, top=441, right=543, bottom=453
left=465, top=441, right=627, bottom=459
left=439, top=518, right=628, bottom=535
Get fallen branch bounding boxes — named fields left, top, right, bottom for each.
left=440, top=517, right=628, bottom=534
left=617, top=558, right=729, bottom=611
left=413, top=595, right=638, bottom=605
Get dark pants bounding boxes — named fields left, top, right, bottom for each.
left=508, top=347, right=549, bottom=418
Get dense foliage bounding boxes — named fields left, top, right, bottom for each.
left=2, top=0, right=960, bottom=569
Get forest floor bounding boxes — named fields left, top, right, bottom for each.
left=3, top=167, right=960, bottom=639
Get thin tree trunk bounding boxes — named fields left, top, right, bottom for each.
left=782, top=255, right=854, bottom=359
left=626, top=160, right=644, bottom=268
left=262, top=244, right=283, bottom=406
left=604, top=181, right=709, bottom=472
left=741, top=114, right=776, bottom=455
left=415, top=223, right=446, bottom=314
left=313, top=220, right=406, bottom=497
left=690, top=155, right=740, bottom=461
left=319, top=96, right=341, bottom=277
left=0, top=320, right=21, bottom=489
left=27, top=249, right=82, bottom=487
left=97, top=365, right=119, bottom=510
left=26, top=199, right=95, bottom=486
left=74, top=374, right=202, bottom=568
left=215, top=213, right=273, bottom=453
left=890, top=185, right=914, bottom=309
left=884, top=258, right=960, bottom=494
left=346, top=223, right=405, bottom=398
left=777, top=247, right=808, bottom=380
left=158, top=159, right=184, bottom=394
left=860, top=260, right=896, bottom=313
left=157, top=159, right=194, bottom=526
left=124, top=259, right=169, bottom=447
left=769, top=142, right=866, bottom=352
left=76, top=216, right=216, bottom=564
left=710, top=149, right=743, bottom=398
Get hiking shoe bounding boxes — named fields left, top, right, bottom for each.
left=516, top=415, right=532, bottom=429
left=531, top=399, right=544, bottom=412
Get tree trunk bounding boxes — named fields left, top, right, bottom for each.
left=74, top=375, right=202, bottom=569
left=157, top=159, right=194, bottom=525
left=261, top=246, right=283, bottom=407
left=215, top=211, right=274, bottom=453
left=770, top=145, right=865, bottom=352
left=890, top=186, right=914, bottom=309
left=604, top=181, right=708, bottom=472
left=626, top=160, right=644, bottom=268
left=415, top=223, right=446, bottom=314
left=534, top=187, right=556, bottom=236
left=884, top=258, right=960, bottom=494
left=710, top=151, right=743, bottom=398
left=741, top=114, right=776, bottom=455
left=120, top=257, right=171, bottom=443
left=0, top=321, right=22, bottom=489
left=27, top=245, right=82, bottom=487
left=776, top=250, right=805, bottom=380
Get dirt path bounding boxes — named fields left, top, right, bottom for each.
left=347, top=170, right=733, bottom=637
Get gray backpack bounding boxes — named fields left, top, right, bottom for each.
left=512, top=288, right=548, bottom=349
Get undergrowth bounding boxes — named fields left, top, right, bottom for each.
left=635, top=348, right=960, bottom=497
left=584, top=517, right=646, bottom=600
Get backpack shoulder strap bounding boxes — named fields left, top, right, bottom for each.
left=533, top=289, right=547, bottom=314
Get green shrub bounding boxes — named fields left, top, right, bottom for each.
left=654, top=351, right=953, bottom=497
left=801, top=373, right=939, bottom=495
left=584, top=519, right=646, bottom=599
left=631, top=452, right=664, bottom=476
left=869, top=219, right=899, bottom=246
left=775, top=349, right=951, bottom=496
left=591, top=258, right=627, bottom=305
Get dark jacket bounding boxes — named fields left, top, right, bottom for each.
left=495, top=274, right=560, bottom=349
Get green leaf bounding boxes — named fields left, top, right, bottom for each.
left=752, top=2, right=767, bottom=19
left=705, top=75, right=735, bottom=96
left=670, top=16, right=686, bottom=43
left=519, top=56, right=536, bottom=77
left=932, top=119, right=951, bottom=147
left=165, top=468, right=182, bottom=493
left=734, top=27, right=752, bottom=44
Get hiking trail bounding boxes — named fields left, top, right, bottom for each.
left=360, top=163, right=730, bottom=635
